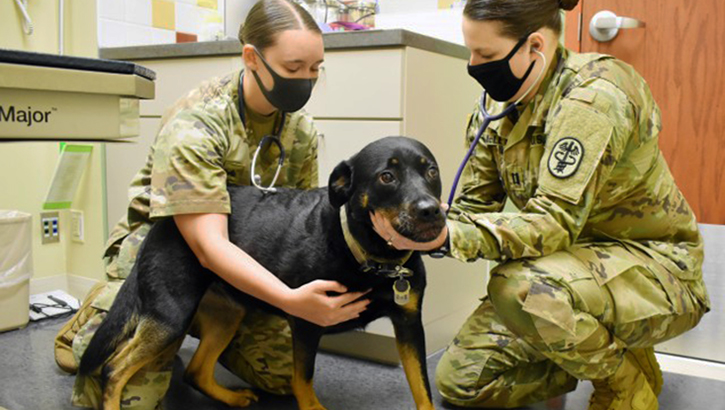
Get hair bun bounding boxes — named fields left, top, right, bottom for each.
left=558, top=0, right=580, bottom=11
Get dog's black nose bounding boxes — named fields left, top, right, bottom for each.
left=414, top=198, right=441, bottom=221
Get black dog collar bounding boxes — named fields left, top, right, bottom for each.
left=339, top=208, right=414, bottom=279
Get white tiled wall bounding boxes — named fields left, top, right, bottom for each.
left=125, top=0, right=153, bottom=26
left=98, top=0, right=225, bottom=48
left=376, top=0, right=466, bottom=45
left=98, top=0, right=470, bottom=49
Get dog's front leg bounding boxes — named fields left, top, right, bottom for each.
left=289, top=318, right=326, bottom=410
left=391, top=294, right=436, bottom=410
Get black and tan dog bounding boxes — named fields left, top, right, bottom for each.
left=79, top=136, right=446, bottom=410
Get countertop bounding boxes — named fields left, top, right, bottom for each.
left=99, top=29, right=470, bottom=61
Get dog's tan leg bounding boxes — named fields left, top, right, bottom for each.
left=185, top=290, right=258, bottom=407
left=396, top=342, right=435, bottom=410
left=393, top=292, right=435, bottom=410
left=289, top=319, right=327, bottom=410
left=102, top=318, right=181, bottom=410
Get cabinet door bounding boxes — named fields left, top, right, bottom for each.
left=314, top=119, right=403, bottom=187
left=305, top=49, right=404, bottom=119
left=105, top=117, right=160, bottom=233
left=134, top=57, right=241, bottom=117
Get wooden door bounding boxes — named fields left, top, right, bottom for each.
left=565, top=1, right=725, bottom=225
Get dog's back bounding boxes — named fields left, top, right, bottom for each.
left=226, top=186, right=358, bottom=288
left=80, top=185, right=374, bottom=377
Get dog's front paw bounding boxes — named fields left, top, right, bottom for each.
left=230, top=389, right=259, bottom=407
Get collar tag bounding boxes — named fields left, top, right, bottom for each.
left=394, top=278, right=411, bottom=306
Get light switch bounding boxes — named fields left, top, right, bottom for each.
left=71, top=209, right=84, bottom=243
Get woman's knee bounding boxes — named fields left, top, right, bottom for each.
left=487, top=265, right=538, bottom=334
left=435, top=346, right=496, bottom=407
left=488, top=266, right=529, bottom=313
left=488, top=263, right=576, bottom=341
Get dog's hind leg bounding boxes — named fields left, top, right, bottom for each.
left=101, top=317, right=182, bottom=410
left=184, top=290, right=258, bottom=407
left=289, top=318, right=326, bottom=410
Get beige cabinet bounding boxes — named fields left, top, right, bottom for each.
left=106, top=44, right=487, bottom=363
left=307, top=49, right=404, bottom=119
left=315, top=119, right=404, bottom=187
left=106, top=117, right=161, bottom=231
left=138, top=56, right=242, bottom=117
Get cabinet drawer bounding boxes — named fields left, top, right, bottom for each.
left=314, top=119, right=403, bottom=187
left=306, top=49, right=404, bottom=119
left=135, top=56, right=242, bottom=116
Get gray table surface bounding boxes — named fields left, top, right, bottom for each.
left=99, top=29, right=470, bottom=62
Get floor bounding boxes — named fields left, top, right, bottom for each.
left=2, top=317, right=725, bottom=410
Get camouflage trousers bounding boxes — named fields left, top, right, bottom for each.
left=436, top=241, right=707, bottom=408
left=54, top=282, right=294, bottom=409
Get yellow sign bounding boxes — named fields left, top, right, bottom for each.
left=438, top=0, right=456, bottom=9
left=198, top=0, right=218, bottom=10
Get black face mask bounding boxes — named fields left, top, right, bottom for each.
left=467, top=34, right=536, bottom=102
left=251, top=47, right=317, bottom=112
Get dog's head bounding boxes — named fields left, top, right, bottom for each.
left=328, top=136, right=446, bottom=243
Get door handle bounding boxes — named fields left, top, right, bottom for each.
left=590, top=10, right=645, bottom=42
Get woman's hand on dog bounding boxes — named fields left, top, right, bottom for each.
left=282, top=281, right=371, bottom=327
left=370, top=205, right=449, bottom=252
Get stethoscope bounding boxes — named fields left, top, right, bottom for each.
left=238, top=72, right=288, bottom=194
left=431, top=49, right=547, bottom=258
left=445, top=49, right=547, bottom=209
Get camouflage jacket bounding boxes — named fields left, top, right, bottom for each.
left=104, top=69, right=320, bottom=280
left=448, top=46, right=708, bottom=306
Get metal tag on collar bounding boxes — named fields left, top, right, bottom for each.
left=394, top=278, right=411, bottom=306
left=396, top=265, right=414, bottom=278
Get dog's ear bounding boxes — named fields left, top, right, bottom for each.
left=328, top=160, right=353, bottom=208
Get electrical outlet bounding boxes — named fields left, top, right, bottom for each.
left=71, top=209, right=84, bottom=243
left=40, top=211, right=60, bottom=244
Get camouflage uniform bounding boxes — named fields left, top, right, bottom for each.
left=435, top=46, right=710, bottom=408
left=54, top=69, right=319, bottom=409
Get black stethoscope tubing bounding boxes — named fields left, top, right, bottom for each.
left=238, top=71, right=287, bottom=193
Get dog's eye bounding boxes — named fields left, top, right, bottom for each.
left=379, top=172, right=396, bottom=184
left=427, top=167, right=439, bottom=179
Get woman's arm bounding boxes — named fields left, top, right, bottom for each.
left=375, top=82, right=635, bottom=262
left=174, top=213, right=370, bottom=327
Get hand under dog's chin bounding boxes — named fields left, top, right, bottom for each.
left=395, top=224, right=445, bottom=244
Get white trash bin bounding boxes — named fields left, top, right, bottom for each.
left=0, top=210, right=33, bottom=332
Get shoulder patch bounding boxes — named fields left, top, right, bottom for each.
left=548, top=137, right=585, bottom=179
left=538, top=99, right=615, bottom=204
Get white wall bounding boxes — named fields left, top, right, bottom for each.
left=376, top=0, right=466, bottom=45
